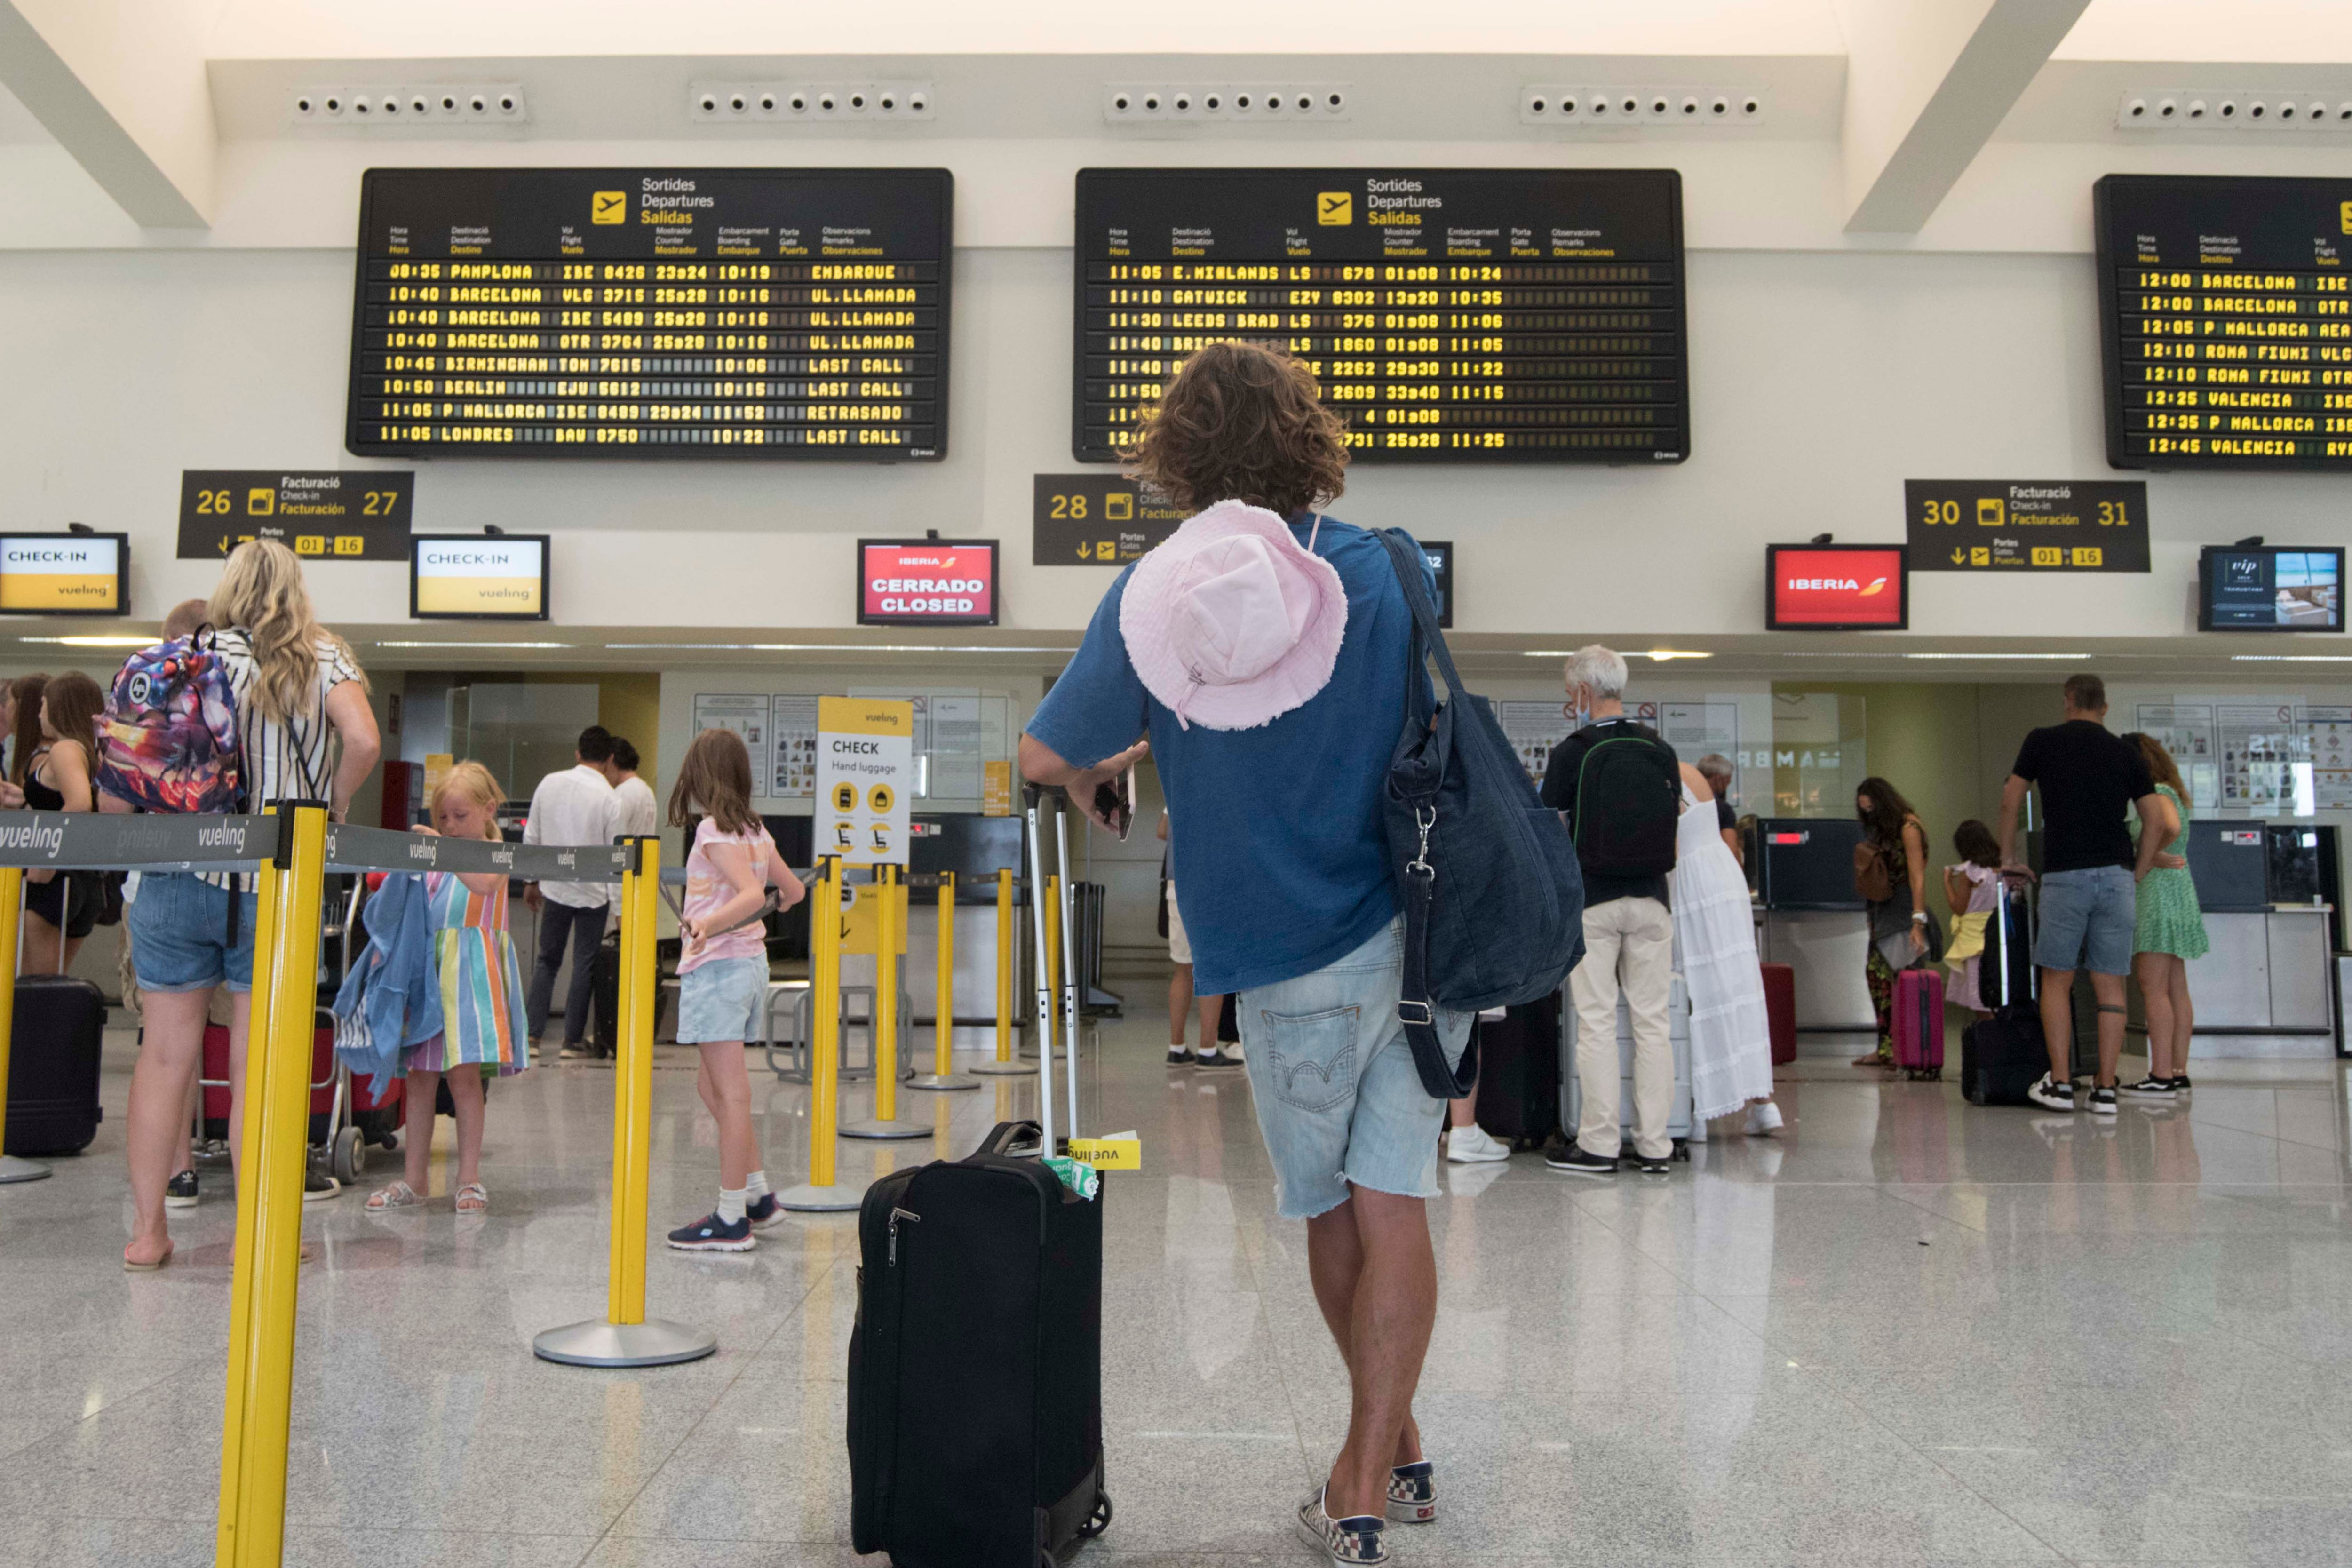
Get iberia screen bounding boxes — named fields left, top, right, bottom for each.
left=860, top=541, right=997, bottom=625
left=1770, top=548, right=1905, bottom=628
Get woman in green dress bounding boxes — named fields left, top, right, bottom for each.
left=2123, top=732, right=2205, bottom=1098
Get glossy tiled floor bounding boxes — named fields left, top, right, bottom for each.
left=2, top=1011, right=2348, bottom=1568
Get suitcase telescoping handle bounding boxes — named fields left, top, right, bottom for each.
left=977, top=1120, right=1045, bottom=1157
left=1025, top=783, right=1064, bottom=1154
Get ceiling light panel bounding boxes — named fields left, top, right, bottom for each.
left=1103, top=84, right=1351, bottom=125
left=689, top=82, right=933, bottom=123
left=1521, top=85, right=1768, bottom=129
left=2117, top=90, right=2352, bottom=130
left=291, top=84, right=526, bottom=127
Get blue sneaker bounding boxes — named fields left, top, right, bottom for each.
left=666, top=1211, right=755, bottom=1252
left=746, top=1192, right=787, bottom=1230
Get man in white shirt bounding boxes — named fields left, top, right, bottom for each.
left=524, top=725, right=620, bottom=1059
left=605, top=736, right=659, bottom=839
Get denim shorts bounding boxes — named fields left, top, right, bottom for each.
left=125, top=871, right=259, bottom=994
left=675, top=955, right=768, bottom=1044
left=1237, top=916, right=1472, bottom=1221
left=2035, top=865, right=2137, bottom=977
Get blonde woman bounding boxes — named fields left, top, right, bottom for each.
left=366, top=763, right=530, bottom=1214
left=116, top=540, right=381, bottom=1271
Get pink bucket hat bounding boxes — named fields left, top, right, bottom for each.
left=1118, top=499, right=1346, bottom=731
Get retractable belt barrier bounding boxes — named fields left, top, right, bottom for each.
left=0, top=809, right=695, bottom=1568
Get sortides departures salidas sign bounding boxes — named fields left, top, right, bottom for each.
left=409, top=534, right=549, bottom=620
left=0, top=533, right=130, bottom=616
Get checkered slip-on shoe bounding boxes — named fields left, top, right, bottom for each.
left=1296, top=1488, right=1387, bottom=1565
left=1385, top=1461, right=1436, bottom=1524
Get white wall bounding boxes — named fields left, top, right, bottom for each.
left=3, top=240, right=2343, bottom=643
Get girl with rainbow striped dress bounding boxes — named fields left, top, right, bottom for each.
left=366, top=761, right=531, bottom=1215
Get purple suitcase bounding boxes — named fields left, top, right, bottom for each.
left=1891, top=967, right=1944, bottom=1081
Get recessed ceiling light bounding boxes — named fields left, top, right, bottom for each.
left=1641, top=649, right=1713, bottom=661
left=1901, top=652, right=2090, bottom=661
left=602, top=642, right=1071, bottom=653
left=20, top=635, right=161, bottom=648
left=2229, top=653, right=2352, bottom=662
left=374, top=640, right=575, bottom=649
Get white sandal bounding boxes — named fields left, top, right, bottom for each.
left=365, top=1180, right=422, bottom=1212
left=454, top=1182, right=489, bottom=1214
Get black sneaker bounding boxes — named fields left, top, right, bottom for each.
left=666, top=1212, right=755, bottom=1252
left=2121, top=1077, right=2176, bottom=1099
left=1166, top=1047, right=1193, bottom=1066
left=164, top=1169, right=199, bottom=1209
left=1542, top=1138, right=1616, bottom=1176
left=2087, top=1085, right=2118, bottom=1116
left=1627, top=1150, right=1673, bottom=1175
left=1193, top=1048, right=1243, bottom=1069
left=2170, top=1074, right=2193, bottom=1092
left=2026, top=1073, right=2075, bottom=1113
left=745, top=1192, right=787, bottom=1231
left=303, top=1170, right=340, bottom=1203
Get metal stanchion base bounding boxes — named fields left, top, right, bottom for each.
left=839, top=1117, right=933, bottom=1139
left=777, top=1179, right=868, bottom=1212
left=906, top=1072, right=981, bottom=1091
left=970, top=1058, right=1030, bottom=1075
left=532, top=1319, right=716, bottom=1369
left=0, top=1154, right=52, bottom=1185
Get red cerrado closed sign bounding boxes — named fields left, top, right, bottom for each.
left=857, top=538, right=1000, bottom=627
left=1765, top=544, right=1909, bottom=631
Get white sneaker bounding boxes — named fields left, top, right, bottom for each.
left=1445, top=1124, right=1511, bottom=1164
left=1743, top=1101, right=1784, bottom=1137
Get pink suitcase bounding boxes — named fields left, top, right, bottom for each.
left=1891, top=967, right=1944, bottom=1081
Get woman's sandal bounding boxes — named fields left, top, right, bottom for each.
left=366, top=1180, right=423, bottom=1212
left=454, top=1182, right=488, bottom=1214
left=123, top=1241, right=174, bottom=1272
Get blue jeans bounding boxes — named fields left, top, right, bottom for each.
left=125, top=872, right=259, bottom=993
left=2035, top=865, right=2136, bottom=977
left=1237, top=916, right=1472, bottom=1220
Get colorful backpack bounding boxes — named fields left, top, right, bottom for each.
left=96, top=629, right=242, bottom=814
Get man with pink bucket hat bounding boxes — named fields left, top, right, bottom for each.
left=1023, top=341, right=1470, bottom=1566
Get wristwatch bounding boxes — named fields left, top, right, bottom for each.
left=1911, top=912, right=1927, bottom=923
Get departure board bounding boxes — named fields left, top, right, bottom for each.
left=346, top=167, right=951, bottom=461
left=2096, top=175, right=2352, bottom=472
left=1074, top=168, right=1687, bottom=464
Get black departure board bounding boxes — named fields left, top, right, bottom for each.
left=1073, top=168, right=1687, bottom=464
left=2096, top=174, right=2352, bottom=471
left=346, top=167, right=951, bottom=461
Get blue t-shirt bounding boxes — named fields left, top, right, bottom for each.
left=1027, top=513, right=1425, bottom=995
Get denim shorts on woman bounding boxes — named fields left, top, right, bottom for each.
left=1237, top=915, right=1472, bottom=1221
left=675, top=955, right=768, bottom=1044
left=126, top=871, right=259, bottom=993
left=2034, top=864, right=2137, bottom=977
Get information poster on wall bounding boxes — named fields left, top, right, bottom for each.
left=2307, top=707, right=2352, bottom=809
left=817, top=697, right=913, bottom=866
left=692, top=693, right=767, bottom=756
left=2217, top=703, right=2304, bottom=812
left=2134, top=703, right=2218, bottom=812
left=769, top=695, right=819, bottom=798
left=1498, top=702, right=1569, bottom=785
left=1660, top=702, right=1738, bottom=760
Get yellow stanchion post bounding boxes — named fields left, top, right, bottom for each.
left=781, top=858, right=866, bottom=1209
left=843, top=866, right=925, bottom=1139
left=533, top=835, right=715, bottom=1368
left=908, top=872, right=977, bottom=1092
left=0, top=867, right=45, bottom=1185
left=215, top=803, right=326, bottom=1568
left=971, top=868, right=1025, bottom=1076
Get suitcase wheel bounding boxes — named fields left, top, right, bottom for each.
left=1077, top=1491, right=1113, bottom=1541
left=330, top=1125, right=367, bottom=1183
left=1669, top=1139, right=1690, bottom=1162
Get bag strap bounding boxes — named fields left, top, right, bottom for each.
left=1373, top=528, right=1465, bottom=722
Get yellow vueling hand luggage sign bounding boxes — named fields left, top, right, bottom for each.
left=816, top=697, right=913, bottom=867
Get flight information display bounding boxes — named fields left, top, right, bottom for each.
left=1073, top=167, right=1687, bottom=464
left=346, top=167, right=951, bottom=461
left=2096, top=174, right=2352, bottom=471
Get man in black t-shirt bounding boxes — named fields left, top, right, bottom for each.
left=1996, top=674, right=2169, bottom=1116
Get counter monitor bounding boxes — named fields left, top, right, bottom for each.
left=1765, top=543, right=1908, bottom=631
left=0, top=532, right=129, bottom=616
left=348, top=167, right=952, bottom=461
left=858, top=538, right=999, bottom=627
left=1074, top=168, right=1687, bottom=464
left=411, top=534, right=549, bottom=621
left=2096, top=174, right=2352, bottom=471
left=2197, top=544, right=2344, bottom=632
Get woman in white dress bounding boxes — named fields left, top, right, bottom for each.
left=1671, top=764, right=1782, bottom=1134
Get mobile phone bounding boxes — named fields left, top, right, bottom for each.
left=1093, top=764, right=1135, bottom=841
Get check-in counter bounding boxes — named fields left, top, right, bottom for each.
left=1751, top=818, right=1877, bottom=1033
left=2181, top=820, right=2342, bottom=1054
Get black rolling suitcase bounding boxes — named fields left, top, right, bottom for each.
left=1963, top=881, right=2048, bottom=1106
left=589, top=930, right=620, bottom=1057
left=1472, top=993, right=1562, bottom=1147
left=848, top=786, right=1111, bottom=1568
left=5, top=879, right=106, bottom=1157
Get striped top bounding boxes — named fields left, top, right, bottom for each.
left=202, top=628, right=365, bottom=893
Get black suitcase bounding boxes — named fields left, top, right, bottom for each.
left=5, top=973, right=107, bottom=1156
left=1472, top=993, right=1562, bottom=1147
left=850, top=1120, right=1110, bottom=1568
left=1962, top=882, right=2048, bottom=1106
left=589, top=930, right=620, bottom=1057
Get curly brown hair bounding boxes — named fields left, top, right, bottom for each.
left=1124, top=341, right=1349, bottom=517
